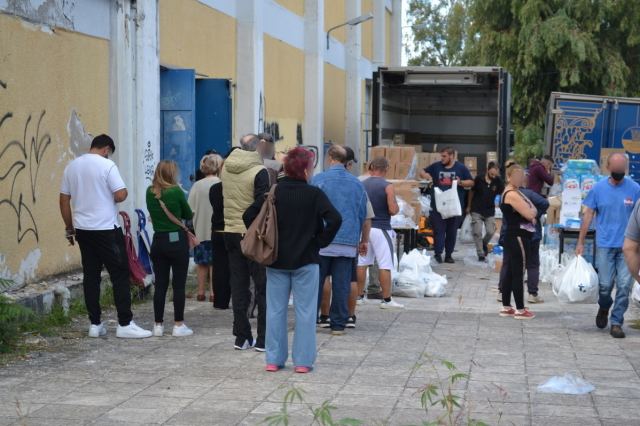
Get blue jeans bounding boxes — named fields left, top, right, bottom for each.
left=266, top=264, right=319, bottom=368
left=430, top=210, right=461, bottom=257
left=596, top=247, right=633, bottom=326
left=318, top=256, right=353, bottom=331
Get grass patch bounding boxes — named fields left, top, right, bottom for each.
left=0, top=278, right=150, bottom=363
left=629, top=319, right=640, bottom=330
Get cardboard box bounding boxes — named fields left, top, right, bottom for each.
left=464, top=156, right=478, bottom=170
left=546, top=196, right=561, bottom=225
left=387, top=162, right=397, bottom=179
left=600, top=148, right=629, bottom=174
left=393, top=134, right=406, bottom=145
left=386, top=147, right=401, bottom=164
left=486, top=151, right=498, bottom=165
left=399, top=146, right=417, bottom=163
left=370, top=146, right=387, bottom=159
left=396, top=144, right=422, bottom=153
left=395, top=162, right=413, bottom=180
left=468, top=168, right=478, bottom=177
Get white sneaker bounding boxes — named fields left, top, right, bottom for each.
left=172, top=324, right=193, bottom=337
left=234, top=338, right=256, bottom=350
left=356, top=295, right=365, bottom=305
left=116, top=321, right=152, bottom=339
left=88, top=323, right=106, bottom=338
left=153, top=324, right=164, bottom=337
left=380, top=299, right=405, bottom=309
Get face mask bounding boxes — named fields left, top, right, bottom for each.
left=611, top=171, right=625, bottom=182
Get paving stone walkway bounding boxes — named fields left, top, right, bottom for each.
left=2, top=245, right=640, bottom=425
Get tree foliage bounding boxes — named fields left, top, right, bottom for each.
left=406, top=0, right=471, bottom=66
left=407, top=0, right=640, bottom=163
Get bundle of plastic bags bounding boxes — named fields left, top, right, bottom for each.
left=393, top=249, right=447, bottom=298
left=553, top=255, right=598, bottom=303
left=390, top=198, right=418, bottom=229
left=458, top=215, right=474, bottom=243
left=539, top=247, right=560, bottom=284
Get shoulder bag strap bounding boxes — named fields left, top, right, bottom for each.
left=157, top=198, right=188, bottom=232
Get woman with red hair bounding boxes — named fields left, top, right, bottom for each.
left=245, top=147, right=341, bottom=372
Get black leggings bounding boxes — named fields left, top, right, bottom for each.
left=501, top=231, right=532, bottom=310
left=151, top=231, right=190, bottom=323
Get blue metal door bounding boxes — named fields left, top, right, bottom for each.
left=196, top=79, right=232, bottom=161
left=160, top=68, right=196, bottom=191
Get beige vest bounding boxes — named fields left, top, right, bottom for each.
left=220, top=150, right=265, bottom=234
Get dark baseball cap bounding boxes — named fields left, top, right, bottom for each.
left=345, top=147, right=358, bottom=163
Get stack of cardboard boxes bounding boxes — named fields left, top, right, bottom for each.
left=390, top=180, right=422, bottom=226
left=369, top=146, right=419, bottom=180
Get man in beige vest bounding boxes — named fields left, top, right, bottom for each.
left=221, top=134, right=270, bottom=351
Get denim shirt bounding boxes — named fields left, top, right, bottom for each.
left=312, top=165, right=367, bottom=247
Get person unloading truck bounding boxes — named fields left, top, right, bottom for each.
left=419, top=147, right=473, bottom=263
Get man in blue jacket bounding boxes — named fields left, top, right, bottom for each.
left=498, top=186, right=549, bottom=303
left=312, top=145, right=368, bottom=334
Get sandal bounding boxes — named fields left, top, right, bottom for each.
left=196, top=294, right=206, bottom=302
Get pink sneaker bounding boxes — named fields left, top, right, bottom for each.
left=514, top=309, right=535, bottom=320
left=265, top=364, right=283, bottom=372
left=294, top=366, right=311, bottom=374
left=499, top=306, right=516, bottom=317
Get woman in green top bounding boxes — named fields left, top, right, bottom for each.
left=146, top=160, right=194, bottom=337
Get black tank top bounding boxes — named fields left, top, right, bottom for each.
left=500, top=189, right=531, bottom=233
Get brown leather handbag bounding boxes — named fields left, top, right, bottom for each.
left=241, top=185, right=278, bottom=266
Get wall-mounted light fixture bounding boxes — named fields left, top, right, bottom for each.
left=326, top=12, right=374, bottom=50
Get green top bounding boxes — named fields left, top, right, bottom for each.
left=146, top=186, right=194, bottom=232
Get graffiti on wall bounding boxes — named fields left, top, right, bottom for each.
left=264, top=122, right=281, bottom=141
left=143, top=140, right=155, bottom=183
left=0, top=80, right=51, bottom=243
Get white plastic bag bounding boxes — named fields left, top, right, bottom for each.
left=539, top=247, right=559, bottom=284
left=459, top=215, right=474, bottom=243
left=632, top=281, right=640, bottom=308
left=424, top=272, right=447, bottom=297
left=394, top=272, right=428, bottom=298
left=537, top=374, right=595, bottom=395
left=553, top=255, right=598, bottom=303
left=434, top=180, right=462, bottom=219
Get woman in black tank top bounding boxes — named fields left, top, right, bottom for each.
left=499, top=164, right=538, bottom=320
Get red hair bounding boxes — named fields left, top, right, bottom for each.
left=284, top=147, right=315, bottom=181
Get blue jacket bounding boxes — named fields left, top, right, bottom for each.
left=499, top=188, right=549, bottom=244
left=312, top=165, right=367, bottom=247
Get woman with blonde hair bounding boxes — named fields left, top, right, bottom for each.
left=146, top=160, right=194, bottom=337
left=188, top=153, right=224, bottom=301
left=499, top=163, right=537, bottom=320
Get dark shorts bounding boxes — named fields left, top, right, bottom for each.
left=193, top=240, right=213, bottom=265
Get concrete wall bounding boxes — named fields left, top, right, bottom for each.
left=159, top=0, right=236, bottom=79
left=0, top=12, right=109, bottom=286
left=0, top=0, right=401, bottom=286
left=264, top=35, right=305, bottom=151
left=324, top=63, right=347, bottom=144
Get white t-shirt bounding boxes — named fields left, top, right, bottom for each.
left=60, top=153, right=126, bottom=231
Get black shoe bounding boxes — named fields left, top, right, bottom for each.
left=478, top=255, right=486, bottom=261
left=346, top=316, right=356, bottom=328
left=254, top=339, right=266, bottom=352
left=596, top=308, right=609, bottom=329
left=482, top=243, right=489, bottom=256
left=435, top=254, right=443, bottom=264
left=317, top=315, right=330, bottom=328
left=444, top=256, right=455, bottom=264
left=367, top=292, right=383, bottom=300
left=610, top=325, right=625, bottom=338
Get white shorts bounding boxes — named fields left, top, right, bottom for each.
left=358, top=228, right=396, bottom=270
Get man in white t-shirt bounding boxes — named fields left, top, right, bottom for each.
left=59, top=134, right=151, bottom=339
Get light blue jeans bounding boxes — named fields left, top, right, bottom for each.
left=265, top=264, right=319, bottom=368
left=596, top=247, right=633, bottom=326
